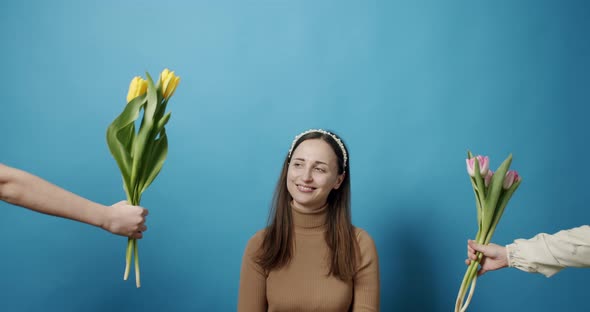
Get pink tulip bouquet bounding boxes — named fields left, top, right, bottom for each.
left=455, top=152, right=522, bottom=311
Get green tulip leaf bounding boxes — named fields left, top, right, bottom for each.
left=139, top=129, right=169, bottom=194
left=482, top=154, right=512, bottom=233
left=106, top=94, right=148, bottom=192
left=143, top=73, right=158, bottom=122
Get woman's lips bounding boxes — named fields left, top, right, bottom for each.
left=297, top=184, right=316, bottom=192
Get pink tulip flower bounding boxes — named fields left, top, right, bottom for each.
left=484, top=170, right=493, bottom=187
left=503, top=170, right=520, bottom=189
left=466, top=155, right=490, bottom=177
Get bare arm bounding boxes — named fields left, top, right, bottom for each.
left=0, top=163, right=148, bottom=238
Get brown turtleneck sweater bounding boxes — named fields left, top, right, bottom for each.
left=238, top=206, right=380, bottom=311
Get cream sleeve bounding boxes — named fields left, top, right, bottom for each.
left=506, top=225, right=590, bottom=277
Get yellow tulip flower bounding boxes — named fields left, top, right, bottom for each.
left=126, top=76, right=148, bottom=103
left=159, top=68, right=181, bottom=100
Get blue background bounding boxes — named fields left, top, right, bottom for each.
left=1, top=0, right=588, bottom=311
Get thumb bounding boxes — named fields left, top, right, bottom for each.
left=468, top=240, right=488, bottom=255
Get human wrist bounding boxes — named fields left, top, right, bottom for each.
left=93, top=203, right=111, bottom=232
left=504, top=244, right=513, bottom=268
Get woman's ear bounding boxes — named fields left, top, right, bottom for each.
left=333, top=172, right=345, bottom=190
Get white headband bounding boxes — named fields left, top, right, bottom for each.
left=288, top=129, right=348, bottom=169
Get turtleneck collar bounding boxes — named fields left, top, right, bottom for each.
left=291, top=203, right=328, bottom=230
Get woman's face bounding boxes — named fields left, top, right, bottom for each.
left=287, top=139, right=344, bottom=212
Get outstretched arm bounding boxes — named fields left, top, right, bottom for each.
left=0, top=163, right=148, bottom=238
left=466, top=226, right=590, bottom=277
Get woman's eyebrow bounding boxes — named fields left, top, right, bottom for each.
left=293, top=158, right=328, bottom=166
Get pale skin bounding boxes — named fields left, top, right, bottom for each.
left=287, top=139, right=344, bottom=212
left=0, top=163, right=148, bottom=238
left=465, top=240, right=509, bottom=276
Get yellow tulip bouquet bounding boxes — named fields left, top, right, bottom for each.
left=106, top=69, right=180, bottom=287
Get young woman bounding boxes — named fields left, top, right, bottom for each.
left=238, top=129, right=380, bottom=311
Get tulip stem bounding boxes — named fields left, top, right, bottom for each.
left=123, top=238, right=132, bottom=280
left=460, top=274, right=477, bottom=312
left=455, top=252, right=482, bottom=312
left=134, top=239, right=141, bottom=288
left=455, top=228, right=484, bottom=312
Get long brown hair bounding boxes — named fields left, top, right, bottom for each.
left=256, top=130, right=358, bottom=281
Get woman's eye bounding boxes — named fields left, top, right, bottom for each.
left=314, top=167, right=326, bottom=173
left=293, top=163, right=302, bottom=168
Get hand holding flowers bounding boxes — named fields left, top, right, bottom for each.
left=455, top=152, right=522, bottom=311
left=466, top=240, right=508, bottom=275
left=106, top=68, right=180, bottom=288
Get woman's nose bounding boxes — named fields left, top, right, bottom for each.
left=302, top=167, right=313, bottom=182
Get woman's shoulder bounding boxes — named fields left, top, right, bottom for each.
left=353, top=227, right=375, bottom=244
left=244, top=228, right=267, bottom=251
left=353, top=227, right=378, bottom=259
left=351, top=227, right=379, bottom=275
